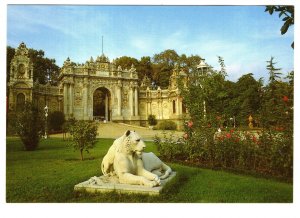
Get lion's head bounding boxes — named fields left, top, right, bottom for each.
left=120, top=130, right=146, bottom=156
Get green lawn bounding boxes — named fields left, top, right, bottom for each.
left=6, top=137, right=293, bottom=203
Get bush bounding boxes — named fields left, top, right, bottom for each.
left=148, top=114, right=157, bottom=126
left=48, top=111, right=65, bottom=132
left=154, top=132, right=186, bottom=161
left=155, top=126, right=293, bottom=179
left=69, top=121, right=98, bottom=160
left=13, top=102, right=44, bottom=151
left=157, top=120, right=177, bottom=130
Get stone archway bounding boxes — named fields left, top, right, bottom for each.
left=93, top=87, right=111, bottom=121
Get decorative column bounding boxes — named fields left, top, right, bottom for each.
left=117, top=82, right=122, bottom=116
left=134, top=87, right=138, bottom=116
left=83, top=82, right=88, bottom=120
left=179, top=98, right=183, bottom=115
left=63, top=83, right=68, bottom=116
left=129, top=87, right=134, bottom=116
left=69, top=83, right=73, bottom=116
left=176, top=97, right=180, bottom=115
left=105, top=94, right=108, bottom=121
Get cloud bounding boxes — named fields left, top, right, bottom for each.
left=8, top=6, right=109, bottom=39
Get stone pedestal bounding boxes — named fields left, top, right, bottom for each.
left=74, top=172, right=176, bottom=195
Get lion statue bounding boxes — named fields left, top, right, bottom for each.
left=101, top=130, right=172, bottom=187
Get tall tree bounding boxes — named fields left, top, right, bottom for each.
left=152, top=49, right=179, bottom=88
left=114, top=56, right=139, bottom=70
left=6, top=46, right=15, bottom=83
left=233, top=73, right=263, bottom=125
left=136, top=56, right=153, bottom=81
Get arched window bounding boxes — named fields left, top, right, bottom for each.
left=182, top=102, right=187, bottom=114
left=173, top=100, right=176, bottom=114
left=16, top=93, right=25, bottom=112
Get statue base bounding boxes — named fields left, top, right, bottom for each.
left=74, top=172, right=176, bottom=196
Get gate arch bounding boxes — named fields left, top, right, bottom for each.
left=93, top=87, right=111, bottom=121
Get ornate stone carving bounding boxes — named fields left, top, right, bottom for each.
left=122, top=89, right=128, bottom=108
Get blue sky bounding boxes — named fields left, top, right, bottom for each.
left=7, top=5, right=294, bottom=82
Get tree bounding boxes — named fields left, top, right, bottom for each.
left=233, top=74, right=263, bottom=126
left=136, top=56, right=153, bottom=82
left=265, top=6, right=294, bottom=49
left=48, top=111, right=65, bottom=132
left=152, top=49, right=179, bottom=88
left=148, top=114, right=158, bottom=126
left=13, top=102, right=44, bottom=151
left=6, top=46, right=15, bottom=84
left=28, top=48, right=60, bottom=85
left=261, top=57, right=287, bottom=128
left=266, top=56, right=282, bottom=84
left=69, top=121, right=98, bottom=161
left=114, top=56, right=139, bottom=70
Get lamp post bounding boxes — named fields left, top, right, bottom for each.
left=44, top=105, right=48, bottom=139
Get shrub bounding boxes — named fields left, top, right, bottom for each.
left=13, top=102, right=44, bottom=151
left=148, top=114, right=157, bottom=126
left=154, top=132, right=186, bottom=161
left=155, top=127, right=293, bottom=179
left=157, top=120, right=177, bottom=130
left=69, top=121, right=98, bottom=160
left=48, top=111, right=65, bottom=132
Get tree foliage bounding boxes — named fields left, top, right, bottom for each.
left=13, top=102, right=44, bottom=151
left=265, top=6, right=294, bottom=49
left=69, top=121, right=98, bottom=161
left=48, top=111, right=65, bottom=132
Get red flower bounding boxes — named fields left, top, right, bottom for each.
left=230, top=129, right=234, bottom=133
left=188, top=121, right=193, bottom=128
left=283, top=95, right=289, bottom=102
left=226, top=133, right=231, bottom=138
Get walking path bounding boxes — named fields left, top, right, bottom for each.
left=51, top=122, right=184, bottom=141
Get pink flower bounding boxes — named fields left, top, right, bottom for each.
left=188, top=121, right=193, bottom=128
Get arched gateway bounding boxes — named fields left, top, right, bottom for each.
left=60, top=54, right=141, bottom=123
left=93, top=87, right=111, bottom=121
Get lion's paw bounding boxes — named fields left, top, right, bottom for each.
left=153, top=175, right=161, bottom=185
left=143, top=179, right=158, bottom=187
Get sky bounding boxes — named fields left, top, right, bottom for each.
left=7, top=4, right=294, bottom=82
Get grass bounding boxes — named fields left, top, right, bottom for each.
left=6, top=137, right=293, bottom=203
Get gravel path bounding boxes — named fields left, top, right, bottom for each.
left=51, top=122, right=184, bottom=141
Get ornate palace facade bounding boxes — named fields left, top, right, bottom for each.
left=8, top=42, right=194, bottom=128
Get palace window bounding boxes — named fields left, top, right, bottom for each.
left=173, top=100, right=176, bottom=114
left=16, top=93, right=25, bottom=112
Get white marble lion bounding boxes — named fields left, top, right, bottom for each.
left=101, top=130, right=172, bottom=187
